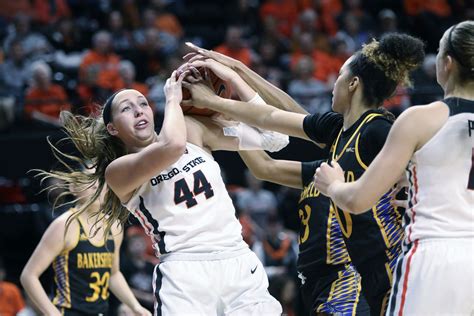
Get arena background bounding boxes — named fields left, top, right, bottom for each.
left=0, top=1, right=471, bottom=315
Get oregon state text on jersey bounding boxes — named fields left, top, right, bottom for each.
left=125, top=142, right=248, bottom=260
left=52, top=217, right=114, bottom=315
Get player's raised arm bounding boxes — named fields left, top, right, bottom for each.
left=105, top=71, right=188, bottom=203
left=185, top=42, right=308, bottom=115
left=183, top=80, right=310, bottom=141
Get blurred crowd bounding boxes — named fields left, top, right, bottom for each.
left=0, top=0, right=471, bottom=315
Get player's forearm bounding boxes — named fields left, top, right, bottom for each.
left=20, top=274, right=61, bottom=315
left=159, top=98, right=187, bottom=148
left=109, top=272, right=142, bottom=311
left=234, top=63, right=308, bottom=114
left=229, top=74, right=257, bottom=102
left=328, top=181, right=373, bottom=214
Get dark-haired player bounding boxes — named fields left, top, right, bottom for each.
left=184, top=32, right=425, bottom=315
left=315, top=21, right=474, bottom=315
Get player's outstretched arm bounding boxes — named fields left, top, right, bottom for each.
left=108, top=225, right=151, bottom=316
left=20, top=213, right=71, bottom=316
left=239, top=150, right=302, bottom=189
left=183, top=81, right=310, bottom=142
left=185, top=42, right=308, bottom=115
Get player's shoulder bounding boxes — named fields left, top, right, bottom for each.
left=51, top=209, right=78, bottom=230
left=396, top=101, right=447, bottom=126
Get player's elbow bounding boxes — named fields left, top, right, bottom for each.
left=252, top=167, right=271, bottom=182
left=343, top=197, right=370, bottom=215
left=20, top=268, right=33, bottom=287
left=165, top=139, right=186, bottom=160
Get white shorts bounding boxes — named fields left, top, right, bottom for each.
left=387, top=239, right=474, bottom=316
left=152, top=250, right=282, bottom=315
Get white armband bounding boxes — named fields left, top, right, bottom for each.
left=221, top=93, right=289, bottom=152
left=223, top=122, right=289, bottom=152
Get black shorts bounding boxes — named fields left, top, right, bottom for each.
left=359, top=264, right=392, bottom=316
left=299, top=264, right=370, bottom=316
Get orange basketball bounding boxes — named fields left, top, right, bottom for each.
left=178, top=66, right=233, bottom=116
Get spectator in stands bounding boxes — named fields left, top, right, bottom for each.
left=237, top=169, right=278, bottom=230
left=290, top=32, right=336, bottom=84
left=108, top=11, right=133, bottom=57
left=77, top=30, right=123, bottom=111
left=215, top=26, right=253, bottom=67
left=132, top=7, right=178, bottom=57
left=256, top=214, right=297, bottom=315
left=150, top=1, right=183, bottom=40
left=292, top=9, right=319, bottom=39
left=259, top=0, right=298, bottom=38
left=24, top=61, right=71, bottom=125
left=377, top=9, right=399, bottom=36
left=147, top=56, right=181, bottom=116
left=339, top=13, right=370, bottom=52
left=288, top=56, right=330, bottom=114
left=0, top=257, right=26, bottom=316
left=0, top=1, right=31, bottom=23
left=132, top=27, right=166, bottom=82
left=382, top=85, right=411, bottom=117
left=411, top=54, right=444, bottom=105
left=3, top=13, right=52, bottom=61
left=49, top=17, right=84, bottom=53
left=121, top=227, right=156, bottom=312
left=404, top=0, right=452, bottom=52
left=32, top=0, right=71, bottom=26
left=118, top=60, right=149, bottom=97
left=0, top=39, right=31, bottom=116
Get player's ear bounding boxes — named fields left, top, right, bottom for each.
left=107, top=123, right=118, bottom=136
left=348, top=76, right=360, bottom=92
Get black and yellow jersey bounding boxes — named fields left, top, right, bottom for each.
left=298, top=160, right=367, bottom=315
left=304, top=110, right=404, bottom=314
left=52, top=217, right=115, bottom=315
left=298, top=160, right=350, bottom=275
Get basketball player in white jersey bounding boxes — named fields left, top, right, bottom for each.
left=313, top=21, right=474, bottom=315
left=47, top=68, right=284, bottom=315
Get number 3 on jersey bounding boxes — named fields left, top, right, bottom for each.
left=174, top=170, right=214, bottom=208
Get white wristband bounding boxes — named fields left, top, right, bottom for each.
left=247, top=93, right=266, bottom=105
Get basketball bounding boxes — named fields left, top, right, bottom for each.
left=178, top=66, right=233, bottom=116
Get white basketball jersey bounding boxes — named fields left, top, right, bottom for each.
left=125, top=142, right=248, bottom=259
left=404, top=98, right=474, bottom=245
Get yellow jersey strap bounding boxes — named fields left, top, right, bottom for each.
left=331, top=113, right=383, bottom=162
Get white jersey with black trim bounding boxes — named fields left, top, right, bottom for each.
left=404, top=98, right=474, bottom=245
left=125, top=142, right=248, bottom=260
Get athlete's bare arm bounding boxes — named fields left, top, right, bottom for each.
left=20, top=212, right=77, bottom=316
left=314, top=102, right=449, bottom=213
left=108, top=224, right=151, bottom=316
left=239, top=151, right=303, bottom=189
left=185, top=42, right=309, bottom=115
left=106, top=72, right=188, bottom=203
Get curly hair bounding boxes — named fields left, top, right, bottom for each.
left=348, top=33, right=425, bottom=106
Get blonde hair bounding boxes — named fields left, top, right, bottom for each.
left=36, top=111, right=129, bottom=239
